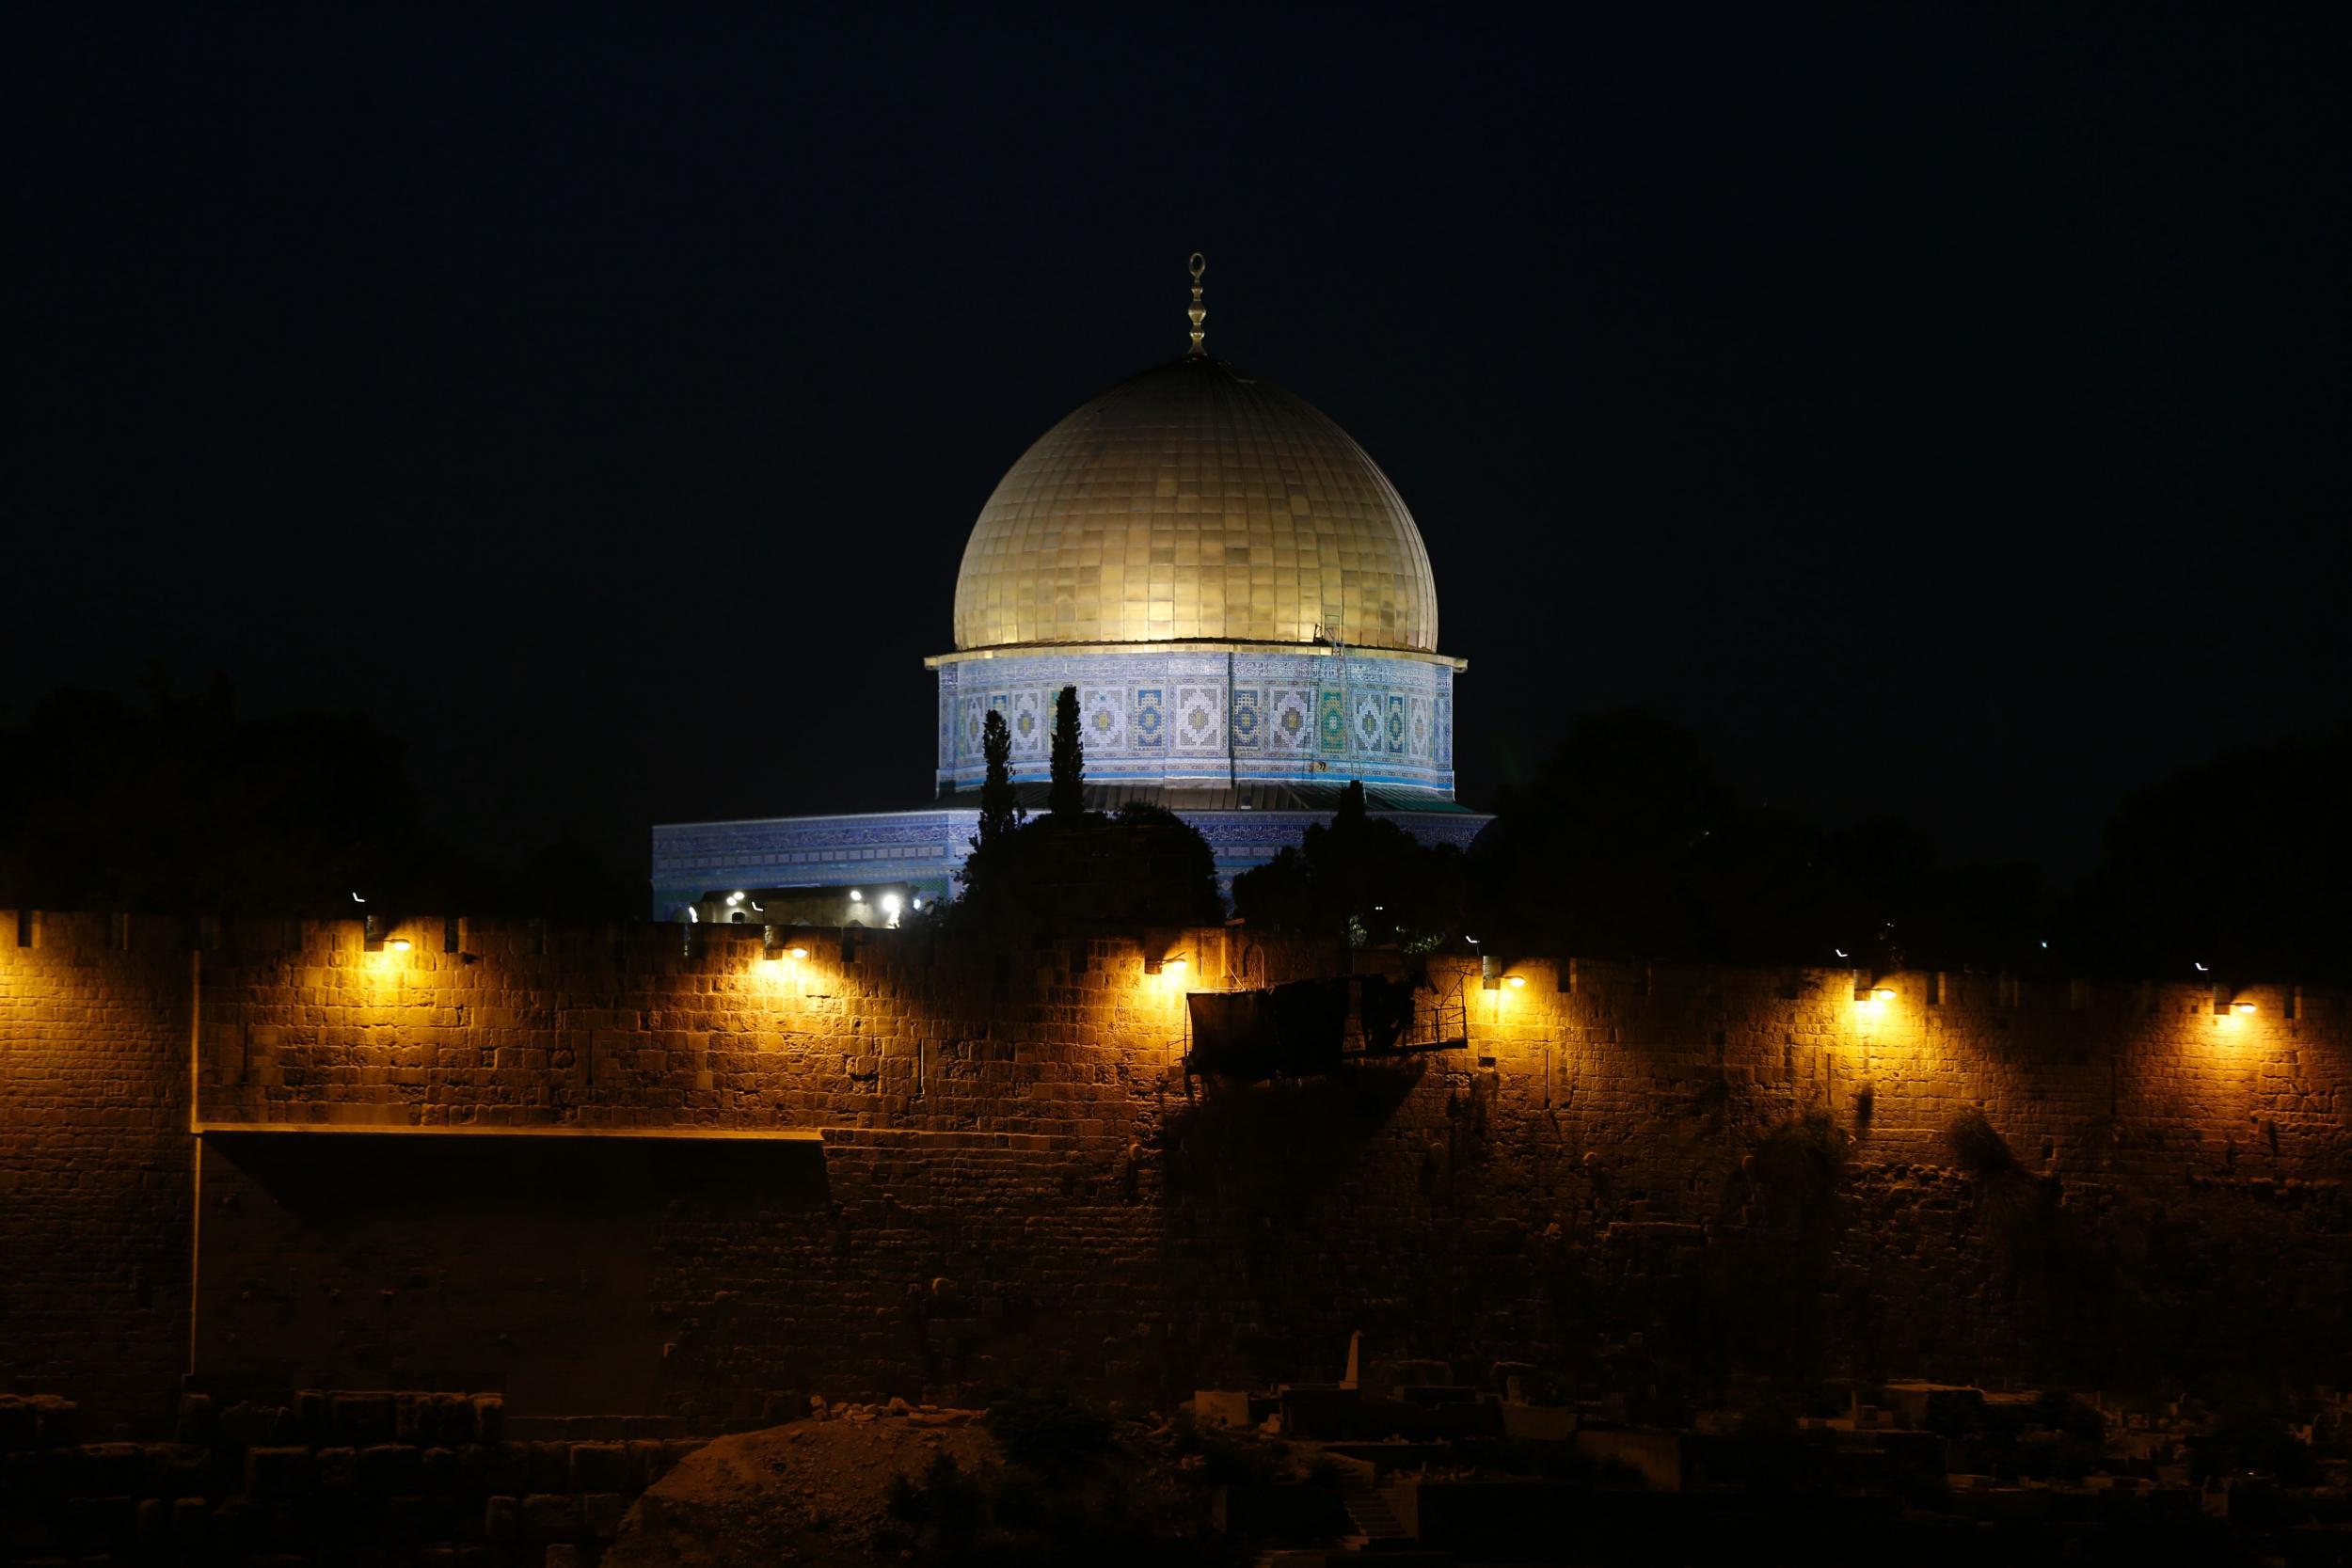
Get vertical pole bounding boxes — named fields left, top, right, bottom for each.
left=187, top=946, right=203, bottom=1380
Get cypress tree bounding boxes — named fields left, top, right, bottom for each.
left=1048, top=685, right=1085, bottom=816
left=978, top=709, right=1017, bottom=847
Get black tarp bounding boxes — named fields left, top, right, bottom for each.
left=1186, top=980, right=1349, bottom=1078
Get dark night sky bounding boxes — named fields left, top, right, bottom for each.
left=7, top=7, right=2345, bottom=886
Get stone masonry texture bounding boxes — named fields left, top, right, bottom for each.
left=4, top=911, right=2349, bottom=1436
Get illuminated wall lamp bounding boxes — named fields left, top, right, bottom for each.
left=1854, top=983, right=1897, bottom=1005
left=2215, top=998, right=2257, bottom=1017
left=1145, top=953, right=1189, bottom=978
left=1505, top=974, right=1527, bottom=990
left=386, top=939, right=412, bottom=953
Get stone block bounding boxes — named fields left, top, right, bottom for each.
left=528, top=1440, right=569, bottom=1492
left=173, top=1393, right=217, bottom=1447
left=68, top=1491, right=139, bottom=1549
left=470, top=1396, right=504, bottom=1445
left=358, top=1444, right=421, bottom=1492
left=484, top=1495, right=520, bottom=1540
left=30, top=1396, right=79, bottom=1449
left=315, top=1447, right=357, bottom=1490
left=75, top=1441, right=143, bottom=1494
left=566, top=1442, right=630, bottom=1491
left=170, top=1494, right=209, bottom=1548
left=0, top=1396, right=34, bottom=1452
left=430, top=1393, right=479, bottom=1446
left=220, top=1402, right=291, bottom=1449
left=480, top=1443, right=531, bottom=1493
left=421, top=1445, right=457, bottom=1489
left=332, top=1394, right=395, bottom=1447
left=626, top=1438, right=665, bottom=1485
left=582, top=1491, right=628, bottom=1538
left=545, top=1545, right=584, bottom=1568
left=244, top=1446, right=316, bottom=1496
left=522, top=1492, right=582, bottom=1539
left=143, top=1440, right=212, bottom=1495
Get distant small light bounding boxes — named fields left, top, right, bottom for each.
left=911, top=897, right=923, bottom=911
left=2039, top=941, right=2049, bottom=950
left=2193, top=961, right=2210, bottom=974
left=1835, top=948, right=1849, bottom=959
left=881, top=894, right=903, bottom=917
left=726, top=891, right=745, bottom=905
left=849, top=890, right=863, bottom=902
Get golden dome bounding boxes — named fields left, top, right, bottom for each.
left=951, top=355, right=1438, bottom=653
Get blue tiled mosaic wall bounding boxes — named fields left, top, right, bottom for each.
left=648, top=802, right=1489, bottom=918
left=933, top=647, right=1459, bottom=798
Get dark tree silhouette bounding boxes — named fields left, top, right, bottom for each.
left=0, top=672, right=479, bottom=915
left=2065, top=725, right=2352, bottom=983
left=1474, top=709, right=2051, bottom=969
left=977, top=709, right=1017, bottom=848
left=489, top=836, right=639, bottom=920
left=953, top=796, right=1219, bottom=932
left=1233, top=781, right=1468, bottom=953
left=1047, top=685, right=1083, bottom=817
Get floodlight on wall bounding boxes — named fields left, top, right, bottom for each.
left=1505, top=974, right=1527, bottom=990
left=2214, top=996, right=2258, bottom=1018
left=849, top=890, right=864, bottom=903
left=387, top=939, right=412, bottom=953
left=1145, top=951, right=1189, bottom=979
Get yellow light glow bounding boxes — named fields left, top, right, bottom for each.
left=1164, top=957, right=1186, bottom=975
left=789, top=945, right=810, bottom=960
left=2233, top=1001, right=2257, bottom=1016
left=387, top=939, right=411, bottom=952
left=1505, top=974, right=1526, bottom=990
left=1873, top=988, right=1896, bottom=1003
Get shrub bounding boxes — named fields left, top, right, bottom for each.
left=1947, top=1108, right=2017, bottom=1175
left=984, top=1386, right=1114, bottom=1477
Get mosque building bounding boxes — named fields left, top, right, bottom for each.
left=651, top=259, right=1488, bottom=921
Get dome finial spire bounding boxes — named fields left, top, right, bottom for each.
left=1186, top=252, right=1207, bottom=356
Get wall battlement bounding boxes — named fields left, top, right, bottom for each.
left=6, top=909, right=2348, bottom=1437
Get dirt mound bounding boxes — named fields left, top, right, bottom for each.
left=608, top=1396, right=1239, bottom=1566
left=605, top=1410, right=995, bottom=1568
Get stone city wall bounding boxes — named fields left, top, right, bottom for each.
left=0, top=913, right=194, bottom=1439
left=5, top=911, right=2349, bottom=1439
